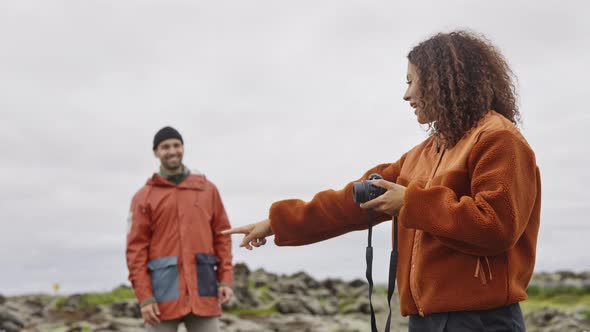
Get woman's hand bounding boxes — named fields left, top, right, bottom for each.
left=221, top=219, right=273, bottom=250
left=359, top=179, right=407, bottom=216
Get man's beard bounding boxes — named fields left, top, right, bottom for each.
left=163, top=159, right=182, bottom=171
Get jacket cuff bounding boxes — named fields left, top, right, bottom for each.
left=269, top=201, right=289, bottom=246
left=132, top=282, right=154, bottom=306
left=217, top=270, right=234, bottom=286
left=140, top=297, right=156, bottom=307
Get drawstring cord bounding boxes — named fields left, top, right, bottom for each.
left=474, top=256, right=493, bottom=285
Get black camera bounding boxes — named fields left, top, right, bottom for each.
left=352, top=173, right=386, bottom=203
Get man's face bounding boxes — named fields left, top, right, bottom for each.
left=154, top=138, right=184, bottom=171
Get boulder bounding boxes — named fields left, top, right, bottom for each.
left=233, top=263, right=251, bottom=283
left=272, top=278, right=308, bottom=295
left=233, top=286, right=260, bottom=308
left=110, top=301, right=141, bottom=318
left=276, top=296, right=312, bottom=315
left=0, top=321, right=23, bottom=332
left=523, top=307, right=590, bottom=332
left=0, top=308, right=24, bottom=327
left=220, top=314, right=270, bottom=332
left=339, top=297, right=384, bottom=315
left=348, top=279, right=367, bottom=288
left=291, top=271, right=321, bottom=289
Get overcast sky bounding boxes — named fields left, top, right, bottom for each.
left=1, top=0, right=589, bottom=295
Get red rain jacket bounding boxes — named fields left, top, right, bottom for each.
left=126, top=172, right=233, bottom=320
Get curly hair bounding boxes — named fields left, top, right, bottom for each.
left=407, top=30, right=519, bottom=147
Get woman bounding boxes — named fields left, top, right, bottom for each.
left=223, top=31, right=540, bottom=331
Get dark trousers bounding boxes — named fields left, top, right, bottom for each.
left=408, top=303, right=525, bottom=332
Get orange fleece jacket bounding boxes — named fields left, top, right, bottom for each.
left=269, top=111, right=541, bottom=316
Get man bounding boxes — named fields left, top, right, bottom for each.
left=126, top=126, right=233, bottom=331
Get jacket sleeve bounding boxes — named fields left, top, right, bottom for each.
left=399, top=130, right=538, bottom=256
left=211, top=185, right=233, bottom=286
left=126, top=192, right=154, bottom=304
left=269, top=154, right=407, bottom=246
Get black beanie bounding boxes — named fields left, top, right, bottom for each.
left=153, top=126, right=184, bottom=150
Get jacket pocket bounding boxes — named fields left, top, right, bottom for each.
left=148, top=256, right=179, bottom=302
left=196, top=253, right=218, bottom=297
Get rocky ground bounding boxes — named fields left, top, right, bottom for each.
left=1, top=265, right=589, bottom=332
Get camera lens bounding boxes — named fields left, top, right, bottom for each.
left=352, top=174, right=386, bottom=203
left=353, top=181, right=371, bottom=203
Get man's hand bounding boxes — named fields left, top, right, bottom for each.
left=141, top=302, right=161, bottom=325
left=359, top=179, right=407, bottom=216
left=221, top=219, right=273, bottom=250
left=218, top=285, right=234, bottom=305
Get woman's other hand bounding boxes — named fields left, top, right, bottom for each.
left=359, top=179, right=407, bottom=216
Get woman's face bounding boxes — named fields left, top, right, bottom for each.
left=403, top=62, right=430, bottom=124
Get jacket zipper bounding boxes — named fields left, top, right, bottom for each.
left=174, top=188, right=191, bottom=302
left=410, top=137, right=445, bottom=316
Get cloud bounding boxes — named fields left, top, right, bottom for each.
left=0, top=0, right=589, bottom=294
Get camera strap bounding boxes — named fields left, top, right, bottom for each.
left=366, top=209, right=398, bottom=332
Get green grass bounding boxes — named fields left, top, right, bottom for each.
left=54, top=286, right=136, bottom=309
left=225, top=307, right=278, bottom=316
left=337, top=298, right=359, bottom=313
left=526, top=285, right=590, bottom=298
left=48, top=323, right=92, bottom=332
left=248, top=280, right=258, bottom=289
left=337, top=301, right=352, bottom=313
left=522, top=285, right=590, bottom=312
left=374, top=286, right=387, bottom=296
left=85, top=286, right=136, bottom=305
left=256, top=287, right=275, bottom=304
